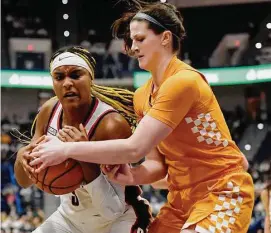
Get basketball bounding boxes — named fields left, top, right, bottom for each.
left=31, top=159, right=84, bottom=195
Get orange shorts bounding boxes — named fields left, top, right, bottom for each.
left=148, top=169, right=254, bottom=233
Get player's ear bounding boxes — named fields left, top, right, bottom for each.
left=161, top=31, right=172, bottom=47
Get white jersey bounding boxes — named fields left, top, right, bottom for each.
left=45, top=98, right=135, bottom=232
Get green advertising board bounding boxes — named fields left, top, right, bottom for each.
left=0, top=70, right=133, bottom=88
left=133, top=64, right=271, bottom=88
left=1, top=70, right=53, bottom=89
left=1, top=64, right=271, bottom=89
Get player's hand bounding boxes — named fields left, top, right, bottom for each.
left=21, top=136, right=47, bottom=176
left=26, top=136, right=67, bottom=172
left=101, top=164, right=134, bottom=185
left=57, top=124, right=101, bottom=184
left=21, top=144, right=36, bottom=177
left=57, top=124, right=88, bottom=142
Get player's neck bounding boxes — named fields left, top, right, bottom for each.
left=62, top=99, right=93, bottom=128
left=150, top=53, right=175, bottom=92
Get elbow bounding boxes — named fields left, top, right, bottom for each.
left=150, top=171, right=168, bottom=189
left=14, top=165, right=32, bottom=189
left=243, top=161, right=249, bottom=171
left=241, top=154, right=249, bottom=171
left=151, top=179, right=168, bottom=190
left=151, top=183, right=162, bottom=190
left=15, top=177, right=32, bottom=189
left=21, top=183, right=32, bottom=189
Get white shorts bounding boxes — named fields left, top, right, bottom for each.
left=33, top=207, right=136, bottom=233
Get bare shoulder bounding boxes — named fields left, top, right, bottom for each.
left=38, top=97, right=58, bottom=119
left=94, top=112, right=132, bottom=140
left=33, top=97, right=58, bottom=138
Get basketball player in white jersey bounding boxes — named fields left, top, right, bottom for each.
left=14, top=46, right=152, bottom=233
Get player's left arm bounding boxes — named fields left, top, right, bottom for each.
left=64, top=74, right=199, bottom=164
left=30, top=73, right=199, bottom=167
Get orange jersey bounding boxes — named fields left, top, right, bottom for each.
left=134, top=56, right=244, bottom=190
left=147, top=171, right=254, bottom=232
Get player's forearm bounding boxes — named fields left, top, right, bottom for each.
left=130, top=160, right=168, bottom=186
left=14, top=149, right=33, bottom=188
left=66, top=139, right=144, bottom=164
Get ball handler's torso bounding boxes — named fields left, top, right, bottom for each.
left=36, top=97, right=132, bottom=226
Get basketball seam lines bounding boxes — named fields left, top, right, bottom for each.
left=49, top=162, right=81, bottom=194
left=42, top=167, right=50, bottom=190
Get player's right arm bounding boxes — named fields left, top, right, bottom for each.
left=131, top=147, right=167, bottom=185
left=14, top=99, right=56, bottom=188
left=102, top=147, right=167, bottom=186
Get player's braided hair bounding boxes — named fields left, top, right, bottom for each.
left=49, top=45, right=137, bottom=130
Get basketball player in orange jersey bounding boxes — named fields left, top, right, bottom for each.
left=14, top=46, right=152, bottom=233
left=28, top=1, right=254, bottom=233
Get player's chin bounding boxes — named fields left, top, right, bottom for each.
left=62, top=98, right=82, bottom=107
left=138, top=59, right=151, bottom=71
left=138, top=61, right=146, bottom=70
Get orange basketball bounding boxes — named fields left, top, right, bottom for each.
left=31, top=159, right=84, bottom=195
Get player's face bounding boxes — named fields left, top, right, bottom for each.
left=130, top=20, right=164, bottom=71
left=51, top=65, right=92, bottom=108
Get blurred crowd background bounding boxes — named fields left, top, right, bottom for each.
left=1, top=0, right=271, bottom=232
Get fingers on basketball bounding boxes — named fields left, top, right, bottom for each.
left=32, top=159, right=85, bottom=195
